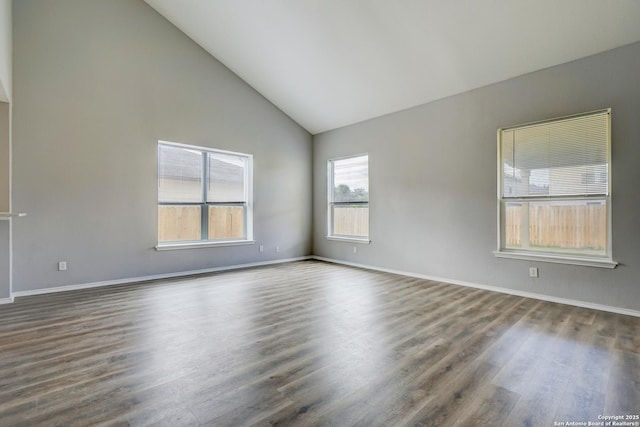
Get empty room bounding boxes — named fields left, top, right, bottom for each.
left=0, top=0, right=639, bottom=426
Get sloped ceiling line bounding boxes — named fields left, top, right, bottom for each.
left=145, top=0, right=640, bottom=134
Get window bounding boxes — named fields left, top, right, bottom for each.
left=496, top=109, right=616, bottom=268
left=328, top=154, right=369, bottom=242
left=157, top=141, right=253, bottom=248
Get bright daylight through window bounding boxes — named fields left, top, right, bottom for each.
left=496, top=109, right=614, bottom=267
left=157, top=141, right=252, bottom=247
left=328, top=154, right=369, bottom=242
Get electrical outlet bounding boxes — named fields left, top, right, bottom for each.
left=529, top=267, right=538, bottom=278
left=58, top=261, right=67, bottom=271
left=276, top=246, right=280, bottom=253
left=353, top=246, right=357, bottom=254
left=259, top=245, right=264, bottom=253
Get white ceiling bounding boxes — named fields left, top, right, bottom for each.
left=145, top=0, right=640, bottom=135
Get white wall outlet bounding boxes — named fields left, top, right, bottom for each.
left=259, top=245, right=264, bottom=253
left=353, top=246, right=357, bottom=254
left=275, top=246, right=280, bottom=253
left=529, top=267, right=538, bottom=278
left=58, top=261, right=67, bottom=271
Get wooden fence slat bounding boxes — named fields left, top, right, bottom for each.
left=158, top=206, right=201, bottom=242
left=208, top=206, right=244, bottom=240
left=505, top=203, right=605, bottom=250
left=158, top=205, right=244, bottom=242
left=333, top=207, right=369, bottom=237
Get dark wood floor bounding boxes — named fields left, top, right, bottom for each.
left=0, top=260, right=638, bottom=426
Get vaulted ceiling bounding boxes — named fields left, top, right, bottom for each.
left=145, top=1, right=640, bottom=134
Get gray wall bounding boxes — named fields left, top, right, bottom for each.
left=10, top=0, right=640, bottom=313
left=314, top=42, right=640, bottom=312
left=12, top=0, right=312, bottom=291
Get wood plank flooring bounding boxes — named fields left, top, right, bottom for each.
left=0, top=260, right=638, bottom=426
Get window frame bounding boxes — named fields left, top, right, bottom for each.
left=494, top=109, right=616, bottom=268
left=156, top=140, right=254, bottom=250
left=326, top=153, right=371, bottom=244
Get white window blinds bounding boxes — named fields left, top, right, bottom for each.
left=332, top=155, right=369, bottom=203
left=500, top=110, right=609, bottom=198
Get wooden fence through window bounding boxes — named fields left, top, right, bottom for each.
left=505, top=203, right=606, bottom=250
left=158, top=205, right=244, bottom=242
left=333, top=206, right=369, bottom=237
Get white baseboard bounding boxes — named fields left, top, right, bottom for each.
left=8, top=255, right=639, bottom=318
left=12, top=256, right=313, bottom=298
left=312, top=256, right=640, bottom=318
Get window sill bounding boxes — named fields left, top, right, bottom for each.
left=156, top=240, right=255, bottom=251
left=493, top=250, right=618, bottom=269
left=326, top=236, right=371, bottom=244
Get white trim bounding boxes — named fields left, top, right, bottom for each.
left=499, top=108, right=611, bottom=132
left=158, top=140, right=250, bottom=158
left=157, top=140, right=254, bottom=243
left=327, top=153, right=370, bottom=242
left=496, top=108, right=613, bottom=262
left=9, top=255, right=637, bottom=317
left=12, top=256, right=312, bottom=298
left=312, top=256, right=640, bottom=318
left=155, top=240, right=255, bottom=251
left=326, top=236, right=371, bottom=244
left=493, top=250, right=617, bottom=269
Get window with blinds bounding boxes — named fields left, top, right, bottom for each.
left=497, top=109, right=613, bottom=264
left=328, top=154, right=370, bottom=241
